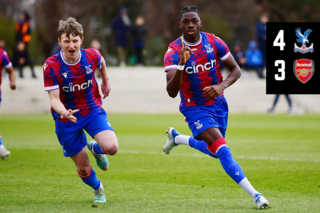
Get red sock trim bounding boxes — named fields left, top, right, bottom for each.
left=101, top=148, right=107, bottom=154
left=77, top=166, right=92, bottom=179
left=207, top=138, right=227, bottom=154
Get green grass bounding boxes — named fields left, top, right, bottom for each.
left=0, top=113, right=320, bottom=212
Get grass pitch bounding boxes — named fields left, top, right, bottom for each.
left=0, top=113, right=320, bottom=212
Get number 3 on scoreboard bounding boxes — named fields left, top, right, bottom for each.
left=275, top=60, right=285, bottom=81
left=273, top=30, right=285, bottom=51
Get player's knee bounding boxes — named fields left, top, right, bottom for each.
left=106, top=144, right=118, bottom=155
left=77, top=165, right=91, bottom=175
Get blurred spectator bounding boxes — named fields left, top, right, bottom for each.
left=14, top=11, right=36, bottom=78
left=0, top=39, right=8, bottom=53
left=90, top=39, right=104, bottom=56
left=268, top=94, right=293, bottom=114
left=12, top=41, right=36, bottom=78
left=256, top=13, right=268, bottom=68
left=90, top=39, right=103, bottom=78
left=245, top=40, right=264, bottom=79
left=112, top=7, right=131, bottom=67
left=232, top=42, right=247, bottom=75
left=15, top=11, right=32, bottom=46
left=132, top=16, right=147, bottom=67
left=51, top=41, right=61, bottom=56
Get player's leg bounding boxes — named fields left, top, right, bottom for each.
left=18, top=63, right=24, bottom=78
left=117, top=46, right=126, bottom=66
left=0, top=133, right=10, bottom=159
left=200, top=128, right=247, bottom=183
left=0, top=95, right=7, bottom=159
left=200, top=128, right=269, bottom=209
left=164, top=105, right=224, bottom=157
left=163, top=127, right=217, bottom=158
left=26, top=56, right=37, bottom=78
left=285, top=94, right=293, bottom=114
left=85, top=110, right=118, bottom=171
left=70, top=147, right=106, bottom=203
left=269, top=94, right=280, bottom=113
left=94, top=130, right=118, bottom=155
left=56, top=127, right=106, bottom=203
left=71, top=147, right=100, bottom=189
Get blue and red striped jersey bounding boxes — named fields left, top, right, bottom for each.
left=0, top=48, right=12, bottom=92
left=164, top=32, right=231, bottom=107
left=43, top=48, right=102, bottom=120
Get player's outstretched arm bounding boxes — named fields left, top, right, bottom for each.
left=97, top=56, right=111, bottom=99
left=48, top=89, right=79, bottom=123
left=6, top=67, right=16, bottom=90
left=203, top=55, right=241, bottom=99
left=166, top=37, right=196, bottom=98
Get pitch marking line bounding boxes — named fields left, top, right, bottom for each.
left=118, top=150, right=320, bottom=162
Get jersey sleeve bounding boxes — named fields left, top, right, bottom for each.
left=1, top=51, right=12, bottom=68
left=214, top=36, right=231, bottom=61
left=43, top=60, right=59, bottom=92
left=90, top=48, right=102, bottom=69
left=164, top=43, right=180, bottom=72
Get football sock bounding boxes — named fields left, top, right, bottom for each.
left=212, top=139, right=246, bottom=184
left=174, top=135, right=190, bottom=145
left=238, top=177, right=259, bottom=199
left=0, top=134, right=2, bottom=146
left=92, top=142, right=107, bottom=155
left=77, top=167, right=101, bottom=190
left=188, top=137, right=218, bottom=158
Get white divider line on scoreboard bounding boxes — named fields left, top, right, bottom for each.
left=117, top=150, right=320, bottom=163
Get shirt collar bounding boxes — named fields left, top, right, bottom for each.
left=181, top=34, right=202, bottom=46
left=60, top=49, right=81, bottom=66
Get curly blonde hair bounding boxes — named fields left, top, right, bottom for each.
left=57, top=17, right=83, bottom=40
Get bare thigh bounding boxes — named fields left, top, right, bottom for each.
left=94, top=130, right=118, bottom=155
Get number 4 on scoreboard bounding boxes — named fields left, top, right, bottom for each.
left=273, top=30, right=286, bottom=51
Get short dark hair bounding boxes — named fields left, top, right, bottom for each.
left=179, top=6, right=201, bottom=21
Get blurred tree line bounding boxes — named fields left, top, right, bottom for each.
left=0, top=0, right=320, bottom=66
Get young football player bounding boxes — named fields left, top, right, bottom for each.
left=163, top=6, right=269, bottom=210
left=0, top=47, right=16, bottom=159
left=43, top=17, right=118, bottom=203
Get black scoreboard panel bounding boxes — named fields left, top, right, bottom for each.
left=266, top=22, right=320, bottom=94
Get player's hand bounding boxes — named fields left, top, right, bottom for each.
left=203, top=85, right=225, bottom=99
left=179, top=37, right=197, bottom=65
left=101, top=80, right=111, bottom=99
left=10, top=82, right=16, bottom=90
left=63, top=109, right=79, bottom=123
